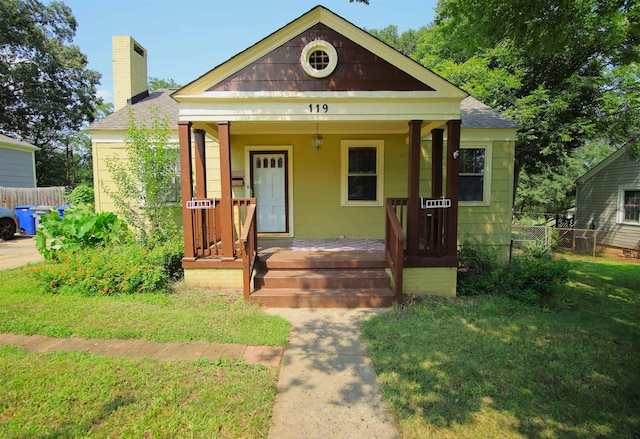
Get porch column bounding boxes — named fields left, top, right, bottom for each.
left=178, top=121, right=195, bottom=261
left=431, top=128, right=444, bottom=198
left=194, top=129, right=207, bottom=198
left=406, top=120, right=423, bottom=258
left=218, top=121, right=235, bottom=259
left=445, top=120, right=461, bottom=258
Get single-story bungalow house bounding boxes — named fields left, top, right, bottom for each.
left=0, top=133, right=39, bottom=188
left=89, top=6, right=519, bottom=307
left=575, top=138, right=640, bottom=257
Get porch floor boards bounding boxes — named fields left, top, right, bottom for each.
left=250, top=238, right=394, bottom=308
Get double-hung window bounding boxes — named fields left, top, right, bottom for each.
left=341, top=140, right=384, bottom=206
left=619, top=188, right=640, bottom=224
left=458, top=144, right=491, bottom=204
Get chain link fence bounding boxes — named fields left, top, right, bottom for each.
left=512, top=225, right=598, bottom=257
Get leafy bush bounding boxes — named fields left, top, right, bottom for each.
left=66, top=185, right=94, bottom=208
left=458, top=238, right=570, bottom=303
left=504, top=256, right=570, bottom=303
left=148, top=232, right=184, bottom=281
left=31, top=244, right=169, bottom=296
left=522, top=239, right=552, bottom=258
left=35, top=207, right=131, bottom=260
left=458, top=237, right=503, bottom=276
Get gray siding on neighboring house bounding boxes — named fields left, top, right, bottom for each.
left=575, top=148, right=640, bottom=250
left=0, top=147, right=36, bottom=188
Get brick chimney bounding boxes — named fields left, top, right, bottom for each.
left=112, top=36, right=148, bottom=112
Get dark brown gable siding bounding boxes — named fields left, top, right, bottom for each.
left=208, top=23, right=434, bottom=92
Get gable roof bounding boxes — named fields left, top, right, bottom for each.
left=576, top=139, right=638, bottom=184
left=0, top=133, right=39, bottom=152
left=88, top=89, right=179, bottom=132
left=174, top=6, right=466, bottom=98
left=460, top=97, right=520, bottom=129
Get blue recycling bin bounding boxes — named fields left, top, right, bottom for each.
left=56, top=205, right=72, bottom=218
left=13, top=205, right=36, bottom=235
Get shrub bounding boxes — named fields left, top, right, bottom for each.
left=66, top=185, right=94, bottom=208
left=148, top=232, right=184, bottom=281
left=35, top=207, right=131, bottom=260
left=457, top=238, right=570, bottom=303
left=31, top=244, right=169, bottom=296
left=504, top=256, right=570, bottom=303
left=522, top=239, right=552, bottom=259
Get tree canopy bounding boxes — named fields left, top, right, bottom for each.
left=148, top=77, right=181, bottom=92
left=0, top=0, right=102, bottom=186
left=370, top=0, right=639, bottom=213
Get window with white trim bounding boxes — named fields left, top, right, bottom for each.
left=619, top=187, right=640, bottom=224
left=458, top=144, right=491, bottom=204
left=341, top=140, right=384, bottom=206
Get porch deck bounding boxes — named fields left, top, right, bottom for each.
left=257, top=238, right=387, bottom=269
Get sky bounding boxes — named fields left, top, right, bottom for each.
left=56, top=0, right=439, bottom=103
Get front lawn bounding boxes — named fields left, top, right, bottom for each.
left=362, top=256, right=640, bottom=438
left=0, top=346, right=277, bottom=438
left=0, top=265, right=290, bottom=438
left=0, top=267, right=289, bottom=346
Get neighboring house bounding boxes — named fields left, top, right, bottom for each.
left=89, top=6, right=519, bottom=306
left=0, top=133, right=39, bottom=188
left=575, top=139, right=640, bottom=255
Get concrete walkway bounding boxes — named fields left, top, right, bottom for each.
left=265, top=308, right=399, bottom=439
left=0, top=333, right=283, bottom=367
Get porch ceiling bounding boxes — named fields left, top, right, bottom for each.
left=195, top=120, right=443, bottom=136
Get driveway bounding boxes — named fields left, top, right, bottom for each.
left=0, top=235, right=44, bottom=270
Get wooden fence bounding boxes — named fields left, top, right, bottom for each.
left=0, top=187, right=67, bottom=209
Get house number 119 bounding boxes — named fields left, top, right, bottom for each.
left=309, top=104, right=329, bottom=113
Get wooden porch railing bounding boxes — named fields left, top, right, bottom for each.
left=239, top=203, right=257, bottom=299
left=385, top=200, right=405, bottom=301
left=186, top=198, right=257, bottom=259
left=387, top=197, right=449, bottom=257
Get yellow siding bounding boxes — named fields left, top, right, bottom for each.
left=184, top=268, right=243, bottom=289
left=232, top=133, right=407, bottom=238
left=92, top=140, right=127, bottom=213
left=458, top=140, right=515, bottom=259
left=395, top=267, right=457, bottom=297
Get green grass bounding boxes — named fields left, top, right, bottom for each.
left=0, top=265, right=289, bottom=437
left=362, top=256, right=640, bottom=438
left=0, top=346, right=277, bottom=438
left=0, top=266, right=289, bottom=346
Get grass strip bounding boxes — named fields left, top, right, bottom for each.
left=0, top=345, right=277, bottom=438
left=0, top=267, right=289, bottom=346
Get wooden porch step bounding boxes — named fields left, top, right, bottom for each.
left=250, top=265, right=395, bottom=308
left=248, top=287, right=396, bottom=308
left=257, top=250, right=387, bottom=270
left=254, top=269, right=390, bottom=290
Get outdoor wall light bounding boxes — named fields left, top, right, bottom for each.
left=453, top=150, right=460, bottom=159
left=311, top=123, right=323, bottom=151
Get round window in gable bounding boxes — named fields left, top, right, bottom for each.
left=301, top=40, right=338, bottom=78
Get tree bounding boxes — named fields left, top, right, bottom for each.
left=148, top=77, right=181, bottom=92
left=430, top=0, right=639, bottom=191
left=0, top=0, right=102, bottom=186
left=104, top=107, right=179, bottom=244
left=372, top=1, right=639, bottom=206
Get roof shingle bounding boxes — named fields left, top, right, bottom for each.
left=88, top=89, right=179, bottom=131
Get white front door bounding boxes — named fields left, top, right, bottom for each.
left=252, top=152, right=288, bottom=233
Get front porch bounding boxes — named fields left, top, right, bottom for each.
left=181, top=193, right=460, bottom=307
